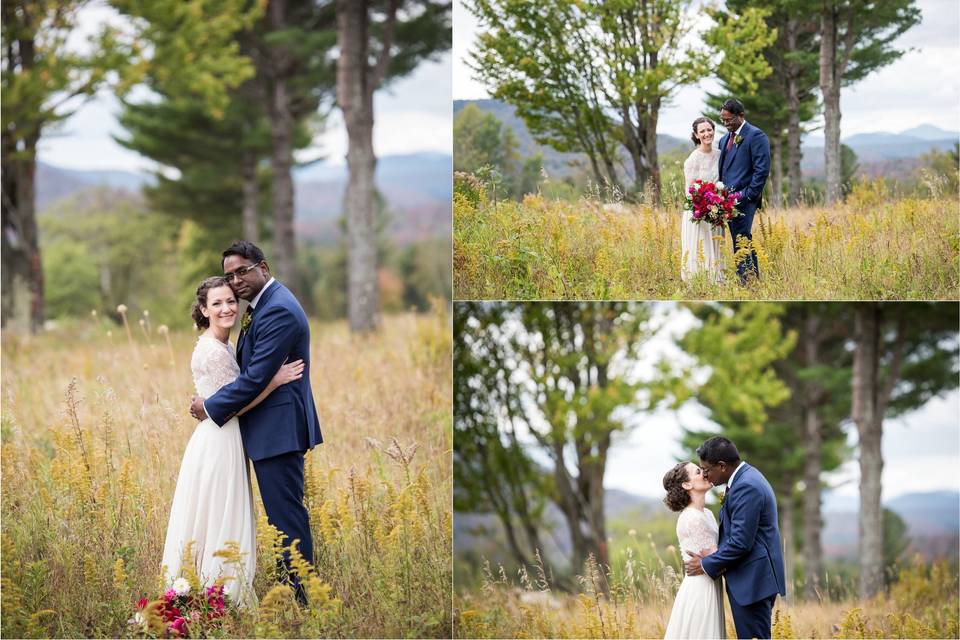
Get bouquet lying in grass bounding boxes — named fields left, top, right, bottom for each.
left=684, top=180, right=742, bottom=227
left=129, top=579, right=228, bottom=637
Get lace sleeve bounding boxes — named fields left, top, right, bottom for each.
left=191, top=339, right=240, bottom=397
left=676, top=509, right=718, bottom=560
left=683, top=152, right=696, bottom=188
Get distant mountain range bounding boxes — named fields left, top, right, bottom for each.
left=454, top=99, right=958, bottom=181
left=455, top=488, right=960, bottom=569
left=454, top=99, right=689, bottom=179
left=821, top=490, right=960, bottom=560
left=37, top=152, right=452, bottom=246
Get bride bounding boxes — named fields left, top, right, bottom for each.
left=161, top=276, right=303, bottom=607
left=681, top=117, right=724, bottom=283
left=662, top=462, right=725, bottom=639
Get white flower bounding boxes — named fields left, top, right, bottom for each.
left=716, top=181, right=725, bottom=190
left=117, top=304, right=128, bottom=314
left=172, top=577, right=191, bottom=595
left=128, top=612, right=146, bottom=627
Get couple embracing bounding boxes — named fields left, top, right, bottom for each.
left=161, top=241, right=322, bottom=607
left=662, top=436, right=786, bottom=639
left=680, top=99, right=771, bottom=285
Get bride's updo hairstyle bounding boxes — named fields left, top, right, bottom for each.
left=690, top=117, right=714, bottom=146
left=663, top=462, right=692, bottom=512
left=192, top=276, right=230, bottom=330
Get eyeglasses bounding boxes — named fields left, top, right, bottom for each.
left=224, top=262, right=263, bottom=281
left=700, top=461, right=724, bottom=477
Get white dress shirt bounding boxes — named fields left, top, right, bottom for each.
left=249, top=277, right=276, bottom=310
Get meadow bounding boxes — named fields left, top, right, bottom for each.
left=454, top=534, right=959, bottom=639
left=452, top=178, right=959, bottom=300
left=1, top=307, right=452, bottom=638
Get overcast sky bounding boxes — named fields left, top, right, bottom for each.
left=37, top=4, right=452, bottom=172
left=491, top=303, right=960, bottom=503
left=453, top=0, right=960, bottom=139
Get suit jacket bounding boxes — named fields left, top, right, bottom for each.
left=718, top=121, right=771, bottom=215
left=205, top=281, right=323, bottom=461
left=701, top=462, right=786, bottom=606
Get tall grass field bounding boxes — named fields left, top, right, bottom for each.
left=454, top=535, right=959, bottom=639
left=1, top=309, right=452, bottom=638
left=453, top=180, right=959, bottom=300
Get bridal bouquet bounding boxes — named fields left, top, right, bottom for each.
left=128, top=580, right=228, bottom=637
left=684, top=180, right=742, bottom=227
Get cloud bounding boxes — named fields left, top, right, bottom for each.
left=453, top=0, right=960, bottom=136
left=37, top=11, right=451, bottom=172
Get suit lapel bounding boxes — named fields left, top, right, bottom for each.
left=236, top=282, right=282, bottom=363
left=719, top=133, right=729, bottom=175
left=719, top=462, right=750, bottom=532
left=725, top=123, right=751, bottom=171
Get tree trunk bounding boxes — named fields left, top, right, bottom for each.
left=241, top=151, right=260, bottom=243
left=801, top=313, right=825, bottom=600
left=802, top=403, right=824, bottom=600
left=852, top=304, right=884, bottom=598
left=784, top=16, right=804, bottom=206
left=21, top=145, right=43, bottom=333
left=337, top=0, right=381, bottom=333
left=552, top=442, right=590, bottom=575
left=1, top=28, right=44, bottom=333
left=770, top=133, right=783, bottom=208
left=266, top=0, right=298, bottom=291
left=780, top=488, right=795, bottom=604
left=643, top=108, right=661, bottom=205
left=819, top=3, right=843, bottom=205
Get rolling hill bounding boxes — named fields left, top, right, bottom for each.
left=454, top=98, right=957, bottom=182
left=36, top=152, right=452, bottom=246
left=455, top=488, right=960, bottom=572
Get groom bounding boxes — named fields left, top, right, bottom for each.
left=189, top=241, right=323, bottom=602
left=718, top=98, right=771, bottom=283
left=684, top=436, right=785, bottom=639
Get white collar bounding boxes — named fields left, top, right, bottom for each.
left=250, top=277, right=276, bottom=309
left=726, top=461, right=745, bottom=489
left=734, top=121, right=746, bottom=137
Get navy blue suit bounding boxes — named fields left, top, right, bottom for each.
left=205, top=281, right=322, bottom=598
left=701, top=462, right=786, bottom=639
left=718, top=122, right=770, bottom=282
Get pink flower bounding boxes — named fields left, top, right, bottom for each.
left=137, top=597, right=148, bottom=609
left=164, top=588, right=177, bottom=602
left=169, top=616, right=188, bottom=636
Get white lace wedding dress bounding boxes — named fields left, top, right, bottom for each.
left=681, top=148, right=725, bottom=282
left=161, top=335, right=256, bottom=607
left=664, top=506, right=725, bottom=639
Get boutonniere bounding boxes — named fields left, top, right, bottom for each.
left=241, top=312, right=252, bottom=332
left=718, top=490, right=726, bottom=507
left=734, top=135, right=744, bottom=147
